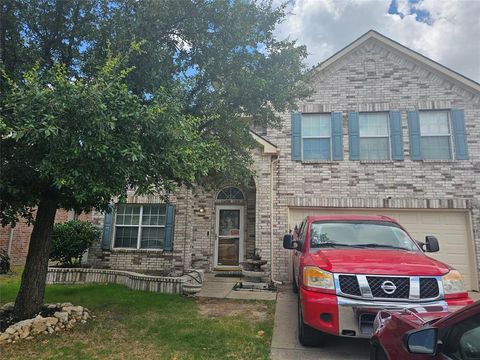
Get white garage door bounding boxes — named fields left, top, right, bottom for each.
left=289, top=208, right=478, bottom=291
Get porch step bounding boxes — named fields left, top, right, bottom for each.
left=214, top=271, right=243, bottom=278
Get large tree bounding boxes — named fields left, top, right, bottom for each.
left=0, top=0, right=309, bottom=320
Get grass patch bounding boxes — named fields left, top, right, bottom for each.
left=0, top=268, right=275, bottom=359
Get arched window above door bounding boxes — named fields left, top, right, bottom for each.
left=217, top=187, right=244, bottom=200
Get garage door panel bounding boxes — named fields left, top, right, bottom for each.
left=289, top=208, right=477, bottom=291
left=394, top=213, right=419, bottom=224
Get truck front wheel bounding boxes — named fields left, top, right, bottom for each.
left=297, top=295, right=327, bottom=346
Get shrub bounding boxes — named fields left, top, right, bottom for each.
left=50, top=220, right=100, bottom=266
left=0, top=250, right=10, bottom=274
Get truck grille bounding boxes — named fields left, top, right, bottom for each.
left=420, top=278, right=440, bottom=298
left=336, top=274, right=441, bottom=300
left=339, top=275, right=361, bottom=296
left=367, top=276, right=410, bottom=299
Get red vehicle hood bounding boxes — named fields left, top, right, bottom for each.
left=389, top=311, right=449, bottom=328
left=309, top=249, right=451, bottom=276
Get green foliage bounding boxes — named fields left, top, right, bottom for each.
left=49, top=220, right=100, bottom=266
left=1, top=54, right=230, bottom=226
left=0, top=0, right=310, bottom=225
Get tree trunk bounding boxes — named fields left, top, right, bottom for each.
left=13, top=198, right=58, bottom=321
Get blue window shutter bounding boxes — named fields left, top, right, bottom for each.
left=291, top=112, right=302, bottom=160
left=164, top=204, right=176, bottom=251
left=408, top=111, right=422, bottom=160
left=348, top=112, right=360, bottom=160
left=331, top=112, right=343, bottom=160
left=101, top=207, right=114, bottom=250
left=389, top=111, right=404, bottom=160
left=451, top=109, right=469, bottom=160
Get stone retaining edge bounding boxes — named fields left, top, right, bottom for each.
left=46, top=267, right=197, bottom=294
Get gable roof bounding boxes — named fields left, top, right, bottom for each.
left=250, top=130, right=278, bottom=155
left=312, top=30, right=480, bottom=94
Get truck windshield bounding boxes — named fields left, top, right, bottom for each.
left=309, top=221, right=419, bottom=252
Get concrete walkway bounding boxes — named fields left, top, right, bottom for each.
left=196, top=273, right=277, bottom=301
left=270, top=286, right=370, bottom=360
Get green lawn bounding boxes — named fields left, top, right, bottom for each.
left=0, top=269, right=274, bottom=360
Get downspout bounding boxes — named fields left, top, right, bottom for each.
left=270, top=155, right=282, bottom=285
left=7, top=227, right=14, bottom=257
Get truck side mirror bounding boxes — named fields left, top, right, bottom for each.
left=283, top=234, right=294, bottom=249
left=283, top=234, right=302, bottom=251
left=425, top=236, right=440, bottom=252
left=404, top=327, right=438, bottom=355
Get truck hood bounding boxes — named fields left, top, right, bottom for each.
left=309, top=249, right=451, bottom=276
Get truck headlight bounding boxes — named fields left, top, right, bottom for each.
left=442, top=270, right=465, bottom=294
left=303, top=266, right=335, bottom=290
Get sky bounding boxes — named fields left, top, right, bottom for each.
left=274, top=0, right=480, bottom=83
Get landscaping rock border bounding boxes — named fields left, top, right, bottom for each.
left=46, top=267, right=204, bottom=295
left=0, top=302, right=93, bottom=345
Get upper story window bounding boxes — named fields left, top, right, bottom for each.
left=419, top=111, right=452, bottom=160
left=349, top=111, right=403, bottom=161
left=291, top=112, right=343, bottom=162
left=359, top=113, right=390, bottom=160
left=302, top=114, right=331, bottom=160
left=114, top=204, right=167, bottom=249
left=408, top=109, right=468, bottom=161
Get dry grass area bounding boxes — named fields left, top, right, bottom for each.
left=197, top=298, right=271, bottom=322
left=0, top=269, right=275, bottom=360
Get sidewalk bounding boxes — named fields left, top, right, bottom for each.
left=270, top=286, right=369, bottom=360
left=196, top=273, right=277, bottom=301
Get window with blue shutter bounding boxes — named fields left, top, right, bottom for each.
left=101, top=206, right=114, bottom=250
left=408, top=110, right=466, bottom=161
left=408, top=111, right=422, bottom=160
left=331, top=112, right=344, bottom=160
left=348, top=112, right=360, bottom=160
left=164, top=204, right=176, bottom=251
left=112, top=204, right=175, bottom=250
left=291, top=112, right=302, bottom=161
left=389, top=111, right=404, bottom=160
left=451, top=109, right=469, bottom=160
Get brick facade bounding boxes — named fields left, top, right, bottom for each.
left=264, top=36, right=480, bottom=281
left=0, top=210, right=92, bottom=265
left=87, top=31, right=480, bottom=285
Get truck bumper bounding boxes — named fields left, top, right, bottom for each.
left=300, top=287, right=470, bottom=339
left=336, top=297, right=449, bottom=338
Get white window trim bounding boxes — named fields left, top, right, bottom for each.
left=359, top=112, right=391, bottom=161
left=301, top=113, right=332, bottom=161
left=112, top=204, right=166, bottom=251
left=418, top=110, right=453, bottom=160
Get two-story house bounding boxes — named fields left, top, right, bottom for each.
left=88, top=30, right=480, bottom=291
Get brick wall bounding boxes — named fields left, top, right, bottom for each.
left=0, top=210, right=92, bottom=265
left=262, top=38, right=480, bottom=281
left=86, top=36, right=480, bottom=283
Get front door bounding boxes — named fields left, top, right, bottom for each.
left=215, top=206, right=244, bottom=267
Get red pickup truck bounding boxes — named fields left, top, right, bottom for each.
left=283, top=215, right=473, bottom=346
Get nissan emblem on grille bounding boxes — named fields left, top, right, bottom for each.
left=381, top=280, right=397, bottom=295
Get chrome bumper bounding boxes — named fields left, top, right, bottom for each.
left=337, top=296, right=448, bottom=338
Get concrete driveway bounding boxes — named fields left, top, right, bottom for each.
left=270, top=286, right=370, bottom=360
